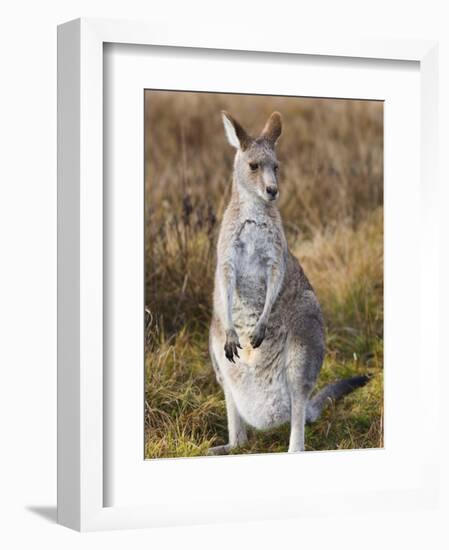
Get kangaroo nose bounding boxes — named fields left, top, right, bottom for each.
left=266, top=186, right=278, bottom=199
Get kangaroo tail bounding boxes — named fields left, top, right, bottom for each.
left=306, top=375, right=371, bottom=424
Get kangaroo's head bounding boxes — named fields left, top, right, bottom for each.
left=222, top=111, right=282, bottom=203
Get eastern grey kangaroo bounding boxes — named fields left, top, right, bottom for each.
left=209, top=110, right=369, bottom=454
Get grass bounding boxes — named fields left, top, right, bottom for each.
left=144, top=91, right=383, bottom=458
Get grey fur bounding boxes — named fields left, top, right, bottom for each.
left=305, top=375, right=371, bottom=423
left=209, top=111, right=368, bottom=454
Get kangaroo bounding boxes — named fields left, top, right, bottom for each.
left=208, top=110, right=369, bottom=454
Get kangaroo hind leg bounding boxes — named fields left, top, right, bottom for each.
left=208, top=385, right=247, bottom=455
left=287, top=341, right=323, bottom=453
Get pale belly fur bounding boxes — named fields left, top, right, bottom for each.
left=212, top=298, right=292, bottom=431
left=213, top=220, right=292, bottom=430
left=232, top=366, right=291, bottom=430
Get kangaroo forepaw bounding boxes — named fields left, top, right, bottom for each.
left=224, top=329, right=241, bottom=363
left=250, top=322, right=266, bottom=348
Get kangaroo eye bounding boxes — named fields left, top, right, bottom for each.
left=274, top=164, right=279, bottom=172
left=249, top=162, right=259, bottom=171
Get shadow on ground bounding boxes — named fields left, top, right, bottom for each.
left=26, top=506, right=57, bottom=523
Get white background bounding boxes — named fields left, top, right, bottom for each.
left=0, top=1, right=448, bottom=548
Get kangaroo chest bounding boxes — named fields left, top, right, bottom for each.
left=232, top=219, right=279, bottom=322
left=234, top=219, right=277, bottom=277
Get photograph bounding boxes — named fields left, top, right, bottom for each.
left=1, top=1, right=443, bottom=542
left=144, top=90, right=384, bottom=459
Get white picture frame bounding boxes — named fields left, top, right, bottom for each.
left=57, top=17, right=439, bottom=531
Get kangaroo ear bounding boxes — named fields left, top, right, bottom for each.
left=221, top=111, right=251, bottom=151
left=261, top=111, right=282, bottom=146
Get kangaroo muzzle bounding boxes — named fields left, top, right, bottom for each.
left=266, top=185, right=278, bottom=200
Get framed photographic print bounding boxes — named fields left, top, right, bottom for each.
left=57, top=18, right=440, bottom=530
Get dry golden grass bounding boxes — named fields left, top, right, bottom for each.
left=144, top=91, right=383, bottom=458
